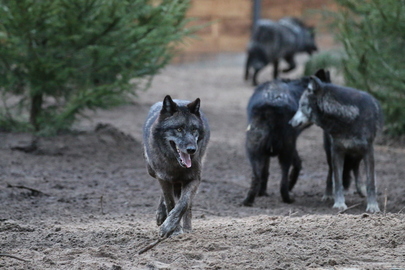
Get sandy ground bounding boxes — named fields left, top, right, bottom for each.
left=1, top=47, right=405, bottom=270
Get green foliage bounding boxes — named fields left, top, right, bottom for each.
left=0, top=0, right=193, bottom=134
left=308, top=0, right=405, bottom=135
left=304, top=48, right=345, bottom=76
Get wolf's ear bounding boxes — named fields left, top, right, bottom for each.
left=187, top=98, right=200, bottom=116
left=161, top=95, right=178, bottom=116
left=314, top=69, right=331, bottom=83
left=308, top=76, right=322, bottom=94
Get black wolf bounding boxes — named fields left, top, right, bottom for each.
left=143, top=95, right=210, bottom=237
left=242, top=70, right=329, bottom=206
left=290, top=76, right=383, bottom=212
left=244, top=17, right=317, bottom=86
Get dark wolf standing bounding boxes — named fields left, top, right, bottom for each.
left=143, top=95, right=210, bottom=237
left=315, top=72, right=366, bottom=198
left=290, top=76, right=383, bottom=213
left=244, top=17, right=318, bottom=86
left=242, top=70, right=329, bottom=206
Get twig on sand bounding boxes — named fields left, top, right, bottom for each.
left=138, top=238, right=166, bottom=255
left=0, top=253, right=29, bottom=262
left=338, top=203, right=362, bottom=214
left=194, top=208, right=221, bottom=216
left=6, top=183, right=48, bottom=196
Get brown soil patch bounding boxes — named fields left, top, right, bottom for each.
left=1, top=50, right=405, bottom=269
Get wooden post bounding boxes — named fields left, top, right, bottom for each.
left=252, top=0, right=261, bottom=33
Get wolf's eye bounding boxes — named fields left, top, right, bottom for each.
left=177, top=128, right=182, bottom=132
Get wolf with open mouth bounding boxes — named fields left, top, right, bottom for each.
left=143, top=95, right=210, bottom=238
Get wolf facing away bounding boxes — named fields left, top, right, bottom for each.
left=244, top=17, right=317, bottom=86
left=143, top=95, right=210, bottom=237
left=290, top=76, right=383, bottom=212
left=242, top=69, right=329, bottom=206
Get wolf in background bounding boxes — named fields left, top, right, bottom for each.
left=290, top=76, right=383, bottom=213
left=242, top=70, right=329, bottom=206
left=244, top=17, right=318, bottom=86
left=143, top=95, right=210, bottom=237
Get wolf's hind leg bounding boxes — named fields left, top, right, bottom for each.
left=364, top=146, right=380, bottom=213
left=323, top=133, right=334, bottom=201
left=243, top=154, right=270, bottom=206
left=278, top=152, right=294, bottom=203
left=331, top=150, right=347, bottom=211
left=322, top=167, right=334, bottom=201
left=258, top=156, right=270, bottom=197
left=156, top=195, right=167, bottom=226
left=352, top=159, right=366, bottom=197
left=288, top=150, right=302, bottom=191
left=253, top=68, right=261, bottom=86
left=245, top=53, right=252, bottom=81
left=282, top=55, right=296, bottom=73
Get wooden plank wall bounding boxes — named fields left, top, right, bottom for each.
left=175, top=0, right=338, bottom=61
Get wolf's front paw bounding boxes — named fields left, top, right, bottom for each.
left=366, top=203, right=380, bottom=213
left=156, top=210, right=167, bottom=226
left=242, top=197, right=254, bottom=207
left=332, top=201, right=347, bottom=211
left=281, top=192, right=295, bottom=204
left=171, top=226, right=184, bottom=236
left=159, top=220, right=181, bottom=238
left=257, top=191, right=269, bottom=197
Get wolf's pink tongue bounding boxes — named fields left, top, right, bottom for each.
left=180, top=152, right=192, bottom=168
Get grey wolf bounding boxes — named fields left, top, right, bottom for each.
left=316, top=72, right=366, bottom=198
left=143, top=95, right=210, bottom=237
left=244, top=17, right=317, bottom=86
left=242, top=70, right=328, bottom=206
left=290, top=76, right=383, bottom=212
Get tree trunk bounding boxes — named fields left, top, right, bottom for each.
left=30, top=93, right=43, bottom=131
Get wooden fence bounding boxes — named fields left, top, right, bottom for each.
left=175, top=0, right=338, bottom=61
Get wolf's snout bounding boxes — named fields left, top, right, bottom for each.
left=290, top=110, right=307, bottom=127
left=289, top=117, right=301, bottom=127
left=186, top=147, right=196, bottom=155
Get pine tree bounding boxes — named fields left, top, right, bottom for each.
left=306, top=0, right=405, bottom=135
left=0, top=0, right=192, bottom=134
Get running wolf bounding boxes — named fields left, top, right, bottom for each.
left=143, top=95, right=210, bottom=237
left=242, top=69, right=329, bottom=206
left=290, top=76, right=383, bottom=213
left=244, top=17, right=317, bottom=86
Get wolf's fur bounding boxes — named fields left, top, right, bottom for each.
left=143, top=95, right=210, bottom=237
left=290, top=76, right=383, bottom=213
left=242, top=70, right=329, bottom=206
left=245, top=17, right=317, bottom=86
left=317, top=73, right=365, bottom=198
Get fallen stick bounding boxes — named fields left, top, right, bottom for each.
left=0, top=253, right=29, bottom=262
left=138, top=238, right=166, bottom=255
left=338, top=203, right=362, bottom=214
left=6, top=183, right=48, bottom=196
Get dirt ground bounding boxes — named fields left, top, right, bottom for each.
left=1, top=40, right=405, bottom=269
